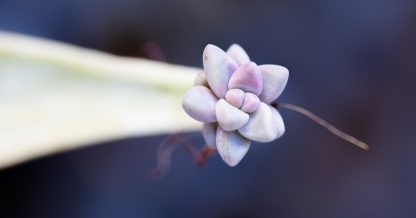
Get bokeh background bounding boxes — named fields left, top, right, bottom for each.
left=1, top=0, right=416, bottom=217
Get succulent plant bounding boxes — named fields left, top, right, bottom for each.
left=0, top=32, right=367, bottom=171
left=182, top=44, right=289, bottom=166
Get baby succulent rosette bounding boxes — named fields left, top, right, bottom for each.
left=182, top=44, right=289, bottom=167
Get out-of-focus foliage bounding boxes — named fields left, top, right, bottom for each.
left=0, top=32, right=199, bottom=169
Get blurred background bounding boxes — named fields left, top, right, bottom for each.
left=1, top=0, right=416, bottom=217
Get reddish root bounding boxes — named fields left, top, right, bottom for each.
left=195, top=146, right=216, bottom=166
left=148, top=133, right=216, bottom=179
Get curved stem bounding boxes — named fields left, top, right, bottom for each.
left=275, top=102, right=369, bottom=150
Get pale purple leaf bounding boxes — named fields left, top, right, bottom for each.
left=226, top=44, right=250, bottom=66
left=258, top=64, right=289, bottom=103
left=215, top=99, right=249, bottom=131
left=228, top=62, right=263, bottom=95
left=225, top=88, right=245, bottom=108
left=203, top=44, right=238, bottom=98
left=202, top=122, right=218, bottom=148
left=241, top=92, right=260, bottom=113
left=182, top=86, right=218, bottom=122
left=239, top=102, right=284, bottom=142
left=216, top=127, right=251, bottom=167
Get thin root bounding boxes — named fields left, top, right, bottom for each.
left=275, top=102, right=369, bottom=150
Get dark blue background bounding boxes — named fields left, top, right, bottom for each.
left=0, top=0, right=415, bottom=217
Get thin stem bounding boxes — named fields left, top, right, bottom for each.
left=275, top=102, right=369, bottom=150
